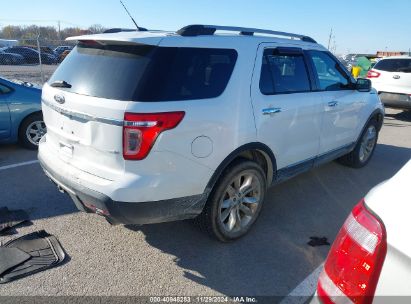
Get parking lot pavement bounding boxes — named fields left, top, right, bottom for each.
left=0, top=108, right=410, bottom=299
left=0, top=64, right=57, bottom=84
left=0, top=144, right=38, bottom=167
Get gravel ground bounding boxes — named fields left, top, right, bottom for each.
left=0, top=108, right=410, bottom=300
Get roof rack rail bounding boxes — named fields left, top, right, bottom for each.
left=177, top=25, right=317, bottom=43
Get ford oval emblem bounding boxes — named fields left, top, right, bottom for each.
left=393, top=75, right=401, bottom=80
left=54, top=94, right=65, bottom=104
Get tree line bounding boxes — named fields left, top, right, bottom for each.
left=0, top=24, right=106, bottom=42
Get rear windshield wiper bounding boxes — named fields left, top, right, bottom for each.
left=50, top=80, right=72, bottom=88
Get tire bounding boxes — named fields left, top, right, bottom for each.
left=338, top=119, right=379, bottom=168
left=195, top=160, right=267, bottom=242
left=18, top=113, right=46, bottom=150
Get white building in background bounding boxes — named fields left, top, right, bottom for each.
left=0, top=39, right=18, bottom=48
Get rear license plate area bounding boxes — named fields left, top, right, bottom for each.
left=59, top=142, right=73, bottom=158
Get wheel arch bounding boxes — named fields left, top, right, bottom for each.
left=356, top=108, right=384, bottom=144
left=16, top=110, right=44, bottom=146
left=205, top=142, right=277, bottom=193
left=351, top=108, right=384, bottom=149
left=17, top=110, right=43, bottom=136
left=370, top=108, right=384, bottom=131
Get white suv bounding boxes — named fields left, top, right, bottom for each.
left=38, top=25, right=384, bottom=242
left=367, top=56, right=411, bottom=110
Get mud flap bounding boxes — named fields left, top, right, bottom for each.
left=0, top=230, right=66, bottom=284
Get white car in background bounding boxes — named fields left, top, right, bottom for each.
left=367, top=56, right=411, bottom=110
left=313, top=159, right=411, bottom=303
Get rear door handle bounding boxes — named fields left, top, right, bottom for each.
left=328, top=101, right=338, bottom=107
left=262, top=107, right=282, bottom=115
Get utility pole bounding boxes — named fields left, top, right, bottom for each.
left=57, top=20, right=61, bottom=41
left=327, top=28, right=333, bottom=50
left=36, top=33, right=45, bottom=84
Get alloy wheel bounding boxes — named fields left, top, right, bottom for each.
left=359, top=125, right=377, bottom=163
left=218, top=171, right=262, bottom=235
left=26, top=121, right=47, bottom=146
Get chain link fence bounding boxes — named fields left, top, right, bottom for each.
left=0, top=38, right=76, bottom=85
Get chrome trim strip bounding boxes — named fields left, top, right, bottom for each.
left=124, top=121, right=157, bottom=127
left=42, top=99, right=124, bottom=126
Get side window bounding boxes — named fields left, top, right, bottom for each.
left=0, top=84, right=12, bottom=95
left=309, top=51, right=350, bottom=91
left=259, top=49, right=311, bottom=95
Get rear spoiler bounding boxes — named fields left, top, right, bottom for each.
left=66, top=31, right=172, bottom=46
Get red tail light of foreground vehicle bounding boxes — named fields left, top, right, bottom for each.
left=123, top=112, right=185, bottom=160
left=317, top=200, right=387, bottom=304
left=366, top=70, right=381, bottom=79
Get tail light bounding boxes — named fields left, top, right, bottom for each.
left=123, top=112, right=185, bottom=160
left=317, top=199, right=387, bottom=304
left=367, top=70, right=381, bottom=78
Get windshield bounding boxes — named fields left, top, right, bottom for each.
left=48, top=43, right=238, bottom=101
left=374, top=58, right=411, bottom=73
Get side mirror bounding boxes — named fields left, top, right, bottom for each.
left=356, top=78, right=372, bottom=92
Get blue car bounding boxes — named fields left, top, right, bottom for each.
left=0, top=77, right=45, bottom=149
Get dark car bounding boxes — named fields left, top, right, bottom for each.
left=59, top=49, right=71, bottom=63
left=0, top=50, right=25, bottom=65
left=4, top=47, right=57, bottom=65
left=54, top=45, right=73, bottom=56
left=25, top=46, right=58, bottom=58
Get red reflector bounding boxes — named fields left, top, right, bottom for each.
left=123, top=112, right=185, bottom=160
left=318, top=199, right=387, bottom=304
left=83, top=202, right=110, bottom=216
left=366, top=70, right=381, bottom=78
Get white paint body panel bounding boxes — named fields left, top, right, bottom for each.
left=366, top=159, right=411, bottom=296
left=319, top=90, right=367, bottom=154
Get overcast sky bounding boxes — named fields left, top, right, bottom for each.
left=0, top=0, right=410, bottom=54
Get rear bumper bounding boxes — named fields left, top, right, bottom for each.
left=379, top=92, right=411, bottom=109
left=39, top=156, right=208, bottom=225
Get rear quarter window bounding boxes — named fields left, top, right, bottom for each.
left=137, top=48, right=237, bottom=101
left=374, top=59, right=411, bottom=73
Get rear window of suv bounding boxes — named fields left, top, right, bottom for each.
left=374, top=59, right=411, bottom=73
left=49, top=42, right=238, bottom=101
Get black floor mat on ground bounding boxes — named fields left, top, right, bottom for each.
left=0, top=230, right=65, bottom=284
left=0, top=207, right=30, bottom=235
left=0, top=247, right=31, bottom=275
